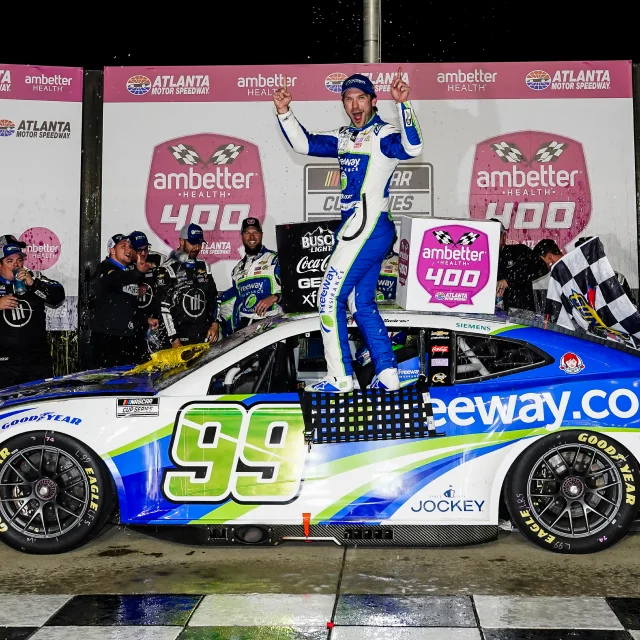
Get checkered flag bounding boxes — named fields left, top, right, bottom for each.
left=207, top=144, right=244, bottom=165
left=534, top=141, right=566, bottom=163
left=433, top=230, right=454, bottom=245
left=491, top=142, right=527, bottom=164
left=456, top=232, right=480, bottom=246
left=168, top=144, right=202, bottom=166
left=545, top=237, right=640, bottom=349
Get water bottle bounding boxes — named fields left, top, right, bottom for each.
left=13, top=269, right=26, bottom=296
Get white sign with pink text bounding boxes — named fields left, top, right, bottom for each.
left=0, top=63, right=83, bottom=330
left=101, top=60, right=636, bottom=294
left=397, top=217, right=500, bottom=313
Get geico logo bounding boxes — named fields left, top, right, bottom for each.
left=153, top=167, right=256, bottom=190
left=477, top=165, right=578, bottom=189
left=578, top=432, right=636, bottom=504
left=430, top=388, right=640, bottom=430
left=437, top=70, right=497, bottom=84
left=519, top=509, right=556, bottom=544
left=298, top=277, right=323, bottom=289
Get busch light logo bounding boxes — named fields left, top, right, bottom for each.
left=301, top=226, right=334, bottom=253
left=146, top=134, right=266, bottom=264
left=469, top=131, right=591, bottom=251
left=417, top=225, right=490, bottom=309
left=398, top=238, right=410, bottom=287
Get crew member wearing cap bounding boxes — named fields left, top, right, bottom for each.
left=274, top=68, right=423, bottom=393
left=492, top=220, right=548, bottom=314
left=156, top=223, right=219, bottom=347
left=0, top=235, right=65, bottom=388
left=89, top=233, right=151, bottom=368
left=213, top=217, right=282, bottom=337
left=129, top=231, right=161, bottom=357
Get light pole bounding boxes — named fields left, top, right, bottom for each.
left=363, top=0, right=381, bottom=63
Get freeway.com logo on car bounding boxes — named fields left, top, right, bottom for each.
left=469, top=131, right=592, bottom=250
left=145, top=133, right=266, bottom=263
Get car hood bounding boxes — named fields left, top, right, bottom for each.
left=0, top=366, right=157, bottom=410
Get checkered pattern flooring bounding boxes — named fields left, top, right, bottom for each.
left=2, top=594, right=640, bottom=639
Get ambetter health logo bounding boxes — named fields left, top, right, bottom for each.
left=145, top=134, right=266, bottom=264
left=469, top=131, right=591, bottom=251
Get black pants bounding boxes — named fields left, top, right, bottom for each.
left=90, top=332, right=147, bottom=370
left=0, top=357, right=53, bottom=390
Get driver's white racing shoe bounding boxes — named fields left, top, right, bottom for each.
left=368, top=367, right=400, bottom=391
left=305, top=375, right=354, bottom=393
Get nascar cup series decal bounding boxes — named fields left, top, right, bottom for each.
left=417, top=225, right=490, bottom=308
left=146, top=134, right=266, bottom=264
left=469, top=131, right=591, bottom=250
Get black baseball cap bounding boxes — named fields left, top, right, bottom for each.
left=533, top=239, right=563, bottom=257
left=0, top=234, right=26, bottom=249
left=241, top=217, right=262, bottom=233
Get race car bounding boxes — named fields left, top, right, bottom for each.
left=0, top=309, right=639, bottom=555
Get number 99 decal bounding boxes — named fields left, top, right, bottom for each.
left=162, top=403, right=306, bottom=504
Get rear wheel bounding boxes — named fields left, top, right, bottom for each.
left=505, top=429, right=639, bottom=553
left=0, top=431, right=114, bottom=554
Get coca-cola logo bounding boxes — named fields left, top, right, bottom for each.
left=469, top=131, right=591, bottom=251
left=431, top=345, right=449, bottom=353
left=297, top=254, right=331, bottom=274
left=145, top=134, right=266, bottom=264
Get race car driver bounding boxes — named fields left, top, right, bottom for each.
left=156, top=223, right=219, bottom=347
left=212, top=217, right=282, bottom=338
left=274, top=68, right=423, bottom=392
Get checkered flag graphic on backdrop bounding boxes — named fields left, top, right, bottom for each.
left=544, top=237, right=640, bottom=349
left=433, top=230, right=480, bottom=246
left=534, top=141, right=566, bottom=163
left=433, top=230, right=454, bottom=245
left=491, top=142, right=527, bottom=164
left=207, top=144, right=244, bottom=165
left=168, top=144, right=202, bottom=166
left=457, top=232, right=480, bottom=246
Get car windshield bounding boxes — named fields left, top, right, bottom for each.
left=151, top=315, right=290, bottom=390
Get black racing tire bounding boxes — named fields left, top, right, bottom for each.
left=0, top=431, right=115, bottom=554
left=505, top=429, right=640, bottom=554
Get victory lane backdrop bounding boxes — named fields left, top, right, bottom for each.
left=101, top=61, right=636, bottom=293
left=0, top=63, right=83, bottom=331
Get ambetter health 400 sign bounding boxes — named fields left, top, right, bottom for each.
left=0, top=63, right=83, bottom=330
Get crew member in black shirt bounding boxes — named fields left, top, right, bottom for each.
left=89, top=233, right=150, bottom=368
left=492, top=219, right=548, bottom=313
left=0, top=236, right=65, bottom=388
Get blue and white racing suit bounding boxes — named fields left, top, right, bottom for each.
left=278, top=103, right=423, bottom=377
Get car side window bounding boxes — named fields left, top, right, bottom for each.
left=456, top=333, right=548, bottom=383
left=208, top=340, right=297, bottom=395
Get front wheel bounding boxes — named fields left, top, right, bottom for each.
left=504, top=429, right=640, bottom=554
left=0, top=431, right=115, bottom=554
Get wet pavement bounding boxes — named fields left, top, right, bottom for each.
left=2, top=526, right=640, bottom=637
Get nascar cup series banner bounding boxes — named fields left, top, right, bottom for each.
left=102, top=61, right=636, bottom=293
left=0, top=63, right=83, bottom=330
